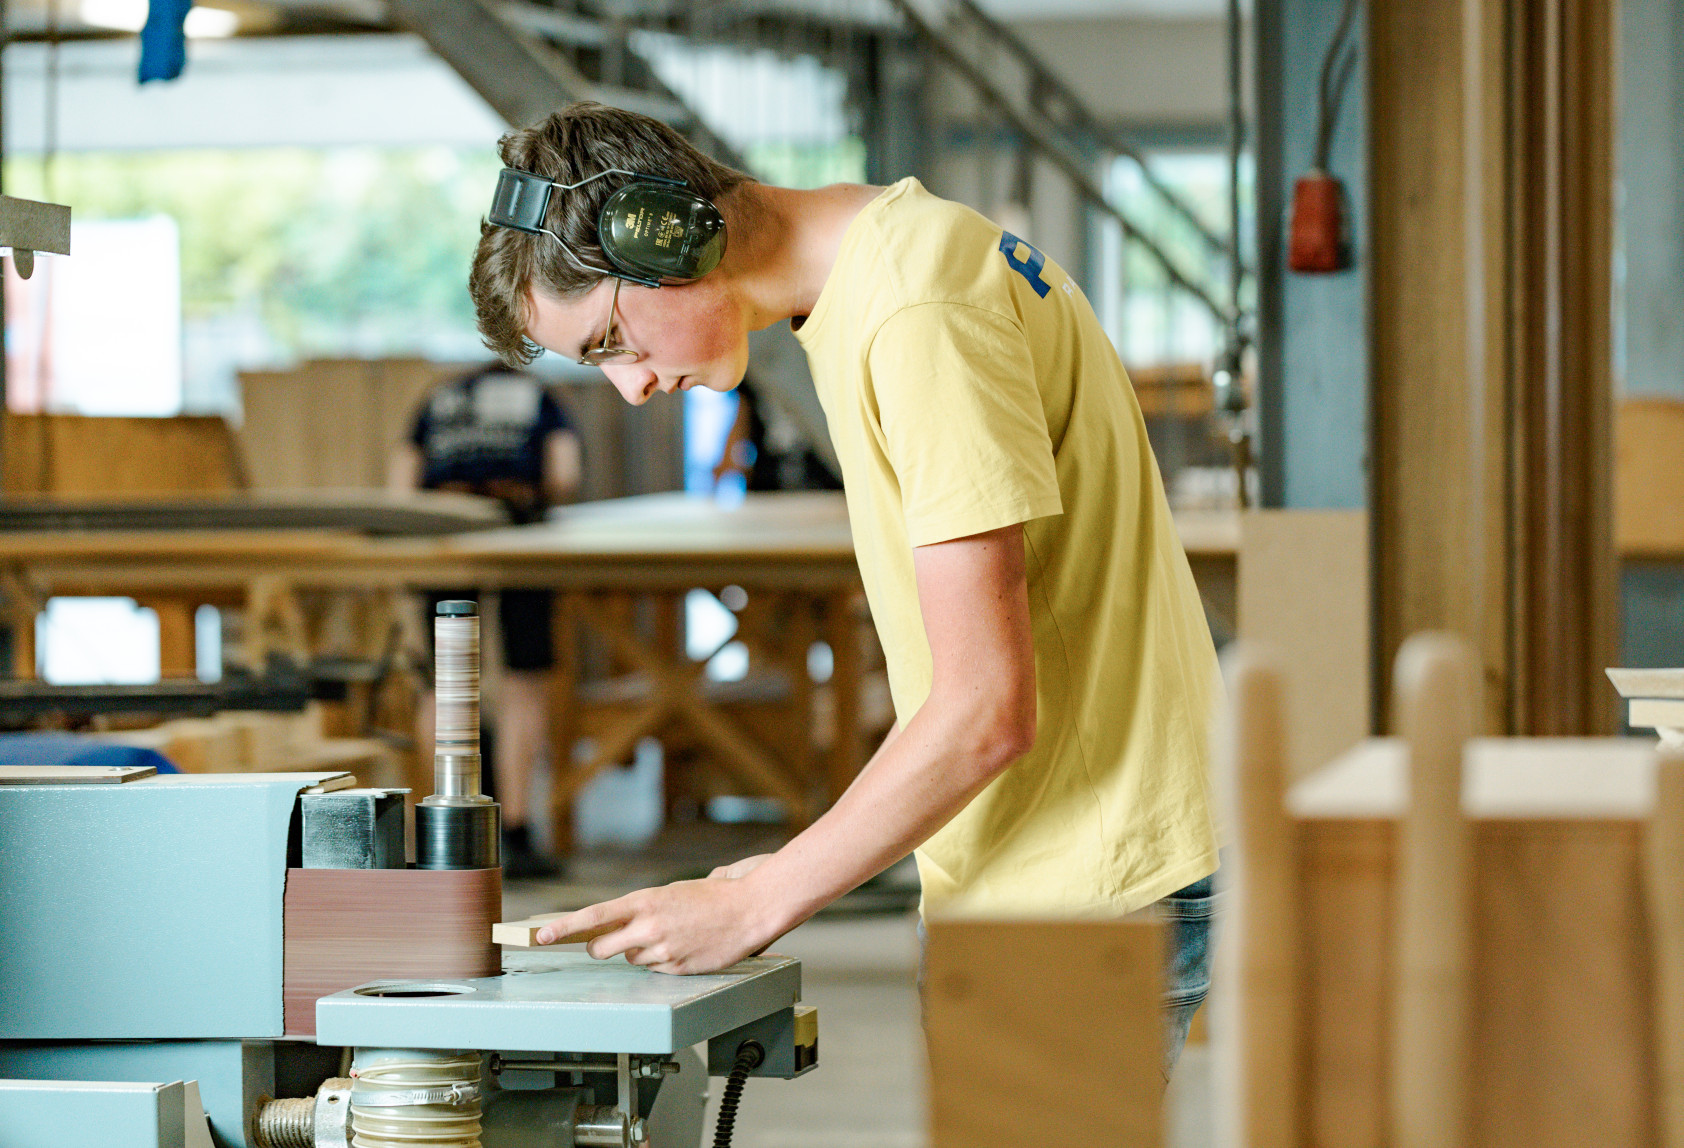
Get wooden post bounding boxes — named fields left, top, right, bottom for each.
left=1212, top=647, right=1299, bottom=1148
left=1506, top=0, right=1619, bottom=736
left=1, top=568, right=40, bottom=680
left=1389, top=632, right=1477, bottom=1148
left=1647, top=747, right=1684, bottom=1148
left=1369, top=0, right=1617, bottom=735
left=137, top=595, right=198, bottom=679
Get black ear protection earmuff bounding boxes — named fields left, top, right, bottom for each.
left=488, top=166, right=728, bottom=289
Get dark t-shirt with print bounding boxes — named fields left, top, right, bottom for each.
left=411, top=369, right=570, bottom=520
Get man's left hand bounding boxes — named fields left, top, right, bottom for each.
left=534, top=873, right=785, bottom=975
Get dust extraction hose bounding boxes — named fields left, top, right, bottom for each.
left=711, top=1041, right=764, bottom=1148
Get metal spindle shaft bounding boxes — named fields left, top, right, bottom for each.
left=417, top=599, right=499, bottom=870
left=433, top=601, right=481, bottom=798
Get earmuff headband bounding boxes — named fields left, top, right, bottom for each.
left=488, top=167, right=725, bottom=289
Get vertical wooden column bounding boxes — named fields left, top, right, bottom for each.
left=1212, top=648, right=1299, bottom=1148
left=1390, top=633, right=1476, bottom=1148
left=1369, top=0, right=1510, bottom=736
left=1368, top=0, right=1616, bottom=735
left=1507, top=0, right=1618, bottom=735
left=136, top=595, right=197, bottom=679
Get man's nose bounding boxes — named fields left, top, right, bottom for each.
left=603, top=363, right=659, bottom=406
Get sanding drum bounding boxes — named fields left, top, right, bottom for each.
left=416, top=600, right=500, bottom=870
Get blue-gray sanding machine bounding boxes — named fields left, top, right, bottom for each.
left=0, top=601, right=816, bottom=1148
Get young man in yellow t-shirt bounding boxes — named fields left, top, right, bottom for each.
left=470, top=103, right=1221, bottom=1068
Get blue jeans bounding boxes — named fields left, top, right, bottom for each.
left=1159, top=873, right=1216, bottom=1078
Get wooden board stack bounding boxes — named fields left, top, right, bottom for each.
left=99, top=709, right=400, bottom=785
left=238, top=359, right=464, bottom=491
left=1608, top=667, right=1684, bottom=747
left=282, top=867, right=502, bottom=1037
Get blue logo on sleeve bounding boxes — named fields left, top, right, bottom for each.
left=998, top=231, right=1052, bottom=298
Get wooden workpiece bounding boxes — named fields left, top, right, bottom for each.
left=1616, top=397, right=1684, bottom=558
left=1647, top=748, right=1684, bottom=1148
left=1236, top=510, right=1370, bottom=781
left=0, top=764, right=155, bottom=783
left=491, top=913, right=616, bottom=948
left=1610, top=667, right=1684, bottom=747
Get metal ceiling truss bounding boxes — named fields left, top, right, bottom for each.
left=879, top=0, right=1242, bottom=327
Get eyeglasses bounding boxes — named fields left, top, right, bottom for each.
left=578, top=276, right=638, bottom=367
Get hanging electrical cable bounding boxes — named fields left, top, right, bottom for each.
left=710, top=1042, right=764, bottom=1148
left=1213, top=0, right=1254, bottom=507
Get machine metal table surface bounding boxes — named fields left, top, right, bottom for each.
left=317, top=951, right=801, bottom=1056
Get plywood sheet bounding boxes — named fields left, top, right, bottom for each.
left=924, top=919, right=1163, bottom=1148
left=1238, top=509, right=1371, bottom=779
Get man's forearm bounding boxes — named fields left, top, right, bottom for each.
left=742, top=694, right=1023, bottom=935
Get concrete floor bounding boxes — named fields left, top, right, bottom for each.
left=504, top=828, right=1213, bottom=1147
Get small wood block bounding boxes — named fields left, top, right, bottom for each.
left=0, top=764, right=155, bottom=784
left=492, top=913, right=615, bottom=948
left=283, top=866, right=501, bottom=1037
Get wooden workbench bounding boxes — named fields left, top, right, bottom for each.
left=0, top=492, right=1239, bottom=840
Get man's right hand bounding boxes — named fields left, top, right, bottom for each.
left=709, top=854, right=774, bottom=880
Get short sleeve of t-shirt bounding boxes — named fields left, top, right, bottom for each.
left=866, top=302, right=1063, bottom=546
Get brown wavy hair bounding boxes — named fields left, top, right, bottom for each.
left=469, top=102, right=752, bottom=365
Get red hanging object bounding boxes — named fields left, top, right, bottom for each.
left=1288, top=170, right=1344, bottom=274
left=1291, top=0, right=1359, bottom=276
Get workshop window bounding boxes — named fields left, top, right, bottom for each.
left=1092, top=148, right=1254, bottom=369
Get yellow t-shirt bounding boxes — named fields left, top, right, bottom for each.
left=792, top=178, right=1220, bottom=917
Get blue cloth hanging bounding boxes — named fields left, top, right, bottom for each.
left=0, top=732, right=177, bottom=773
left=139, top=0, right=193, bottom=84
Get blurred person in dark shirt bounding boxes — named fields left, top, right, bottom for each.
left=712, top=378, right=843, bottom=493
left=390, top=365, right=581, bottom=877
